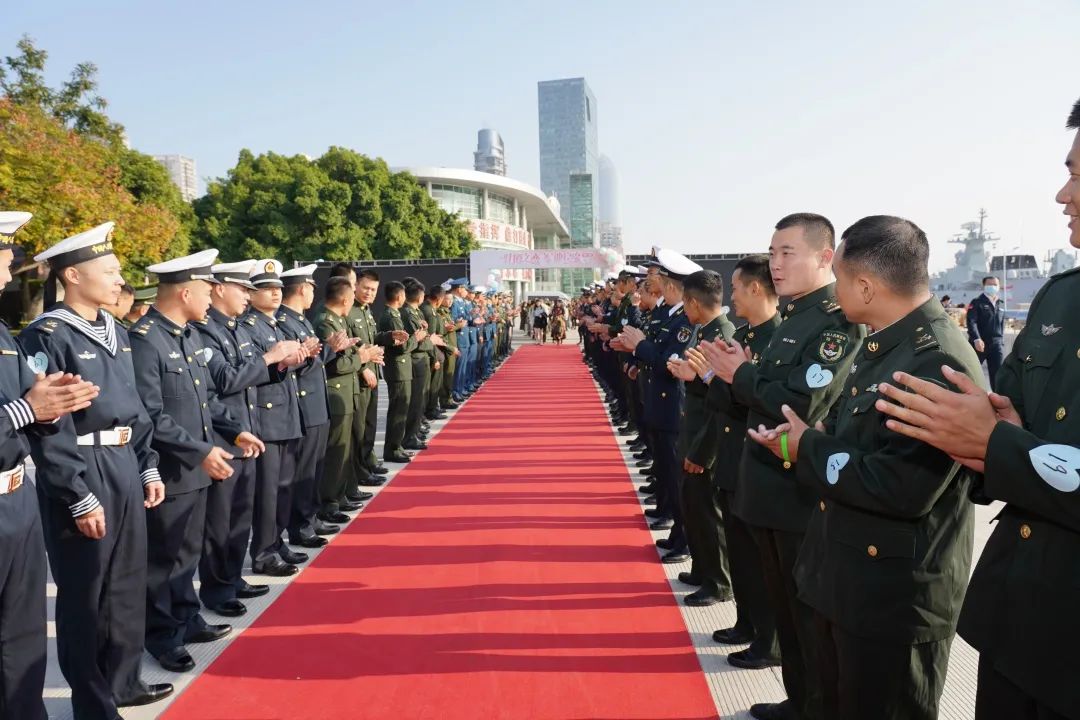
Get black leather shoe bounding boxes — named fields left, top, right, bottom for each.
left=386, top=453, right=412, bottom=463
left=237, top=582, right=269, bottom=598
left=338, top=500, right=364, bottom=512
left=117, top=683, right=174, bottom=707
left=633, top=452, right=651, bottom=461
left=156, top=647, right=195, bottom=673
left=252, top=558, right=298, bottom=576
left=427, top=412, right=448, bottom=420
left=635, top=459, right=653, bottom=468
left=346, top=491, right=374, bottom=502
left=713, top=627, right=755, bottom=645
left=403, top=441, right=428, bottom=450
left=279, top=547, right=308, bottom=564
left=661, top=550, right=690, bottom=563
left=729, top=649, right=782, bottom=670
left=650, top=518, right=674, bottom=531
left=318, top=510, right=350, bottom=524
left=186, top=623, right=231, bottom=643
left=619, top=427, right=636, bottom=436
left=677, top=571, right=702, bottom=586
left=209, top=600, right=247, bottom=617
left=639, top=483, right=657, bottom=494
left=444, top=401, right=460, bottom=409
left=749, top=701, right=797, bottom=720
left=656, top=538, right=675, bottom=550
left=290, top=535, right=328, bottom=549
left=371, top=465, right=389, bottom=475
left=638, top=466, right=654, bottom=475
left=645, top=506, right=668, bottom=518
left=642, top=496, right=657, bottom=507
left=359, top=476, right=387, bottom=486
left=684, top=588, right=725, bottom=607
left=313, top=520, right=340, bottom=536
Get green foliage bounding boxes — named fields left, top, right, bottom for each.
left=194, top=146, right=476, bottom=264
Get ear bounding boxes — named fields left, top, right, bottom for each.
left=819, top=246, right=835, bottom=268
left=62, top=266, right=81, bottom=287
left=860, top=275, right=875, bottom=304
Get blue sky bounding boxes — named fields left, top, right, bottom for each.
left=5, top=0, right=1078, bottom=271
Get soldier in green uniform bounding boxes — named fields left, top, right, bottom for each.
left=401, top=279, right=433, bottom=450
left=378, top=281, right=417, bottom=463
left=347, top=268, right=394, bottom=487
left=876, top=99, right=1080, bottom=720
left=421, top=285, right=448, bottom=420
left=685, top=254, right=782, bottom=670
left=748, top=216, right=984, bottom=719
left=666, top=270, right=736, bottom=607
left=701, top=213, right=865, bottom=720
left=437, top=286, right=460, bottom=410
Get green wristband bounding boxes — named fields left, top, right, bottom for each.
left=780, top=432, right=792, bottom=469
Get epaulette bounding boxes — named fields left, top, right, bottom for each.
left=913, top=326, right=940, bottom=354
left=277, top=314, right=287, bottom=323
left=38, top=318, right=60, bottom=334
left=244, top=316, right=257, bottom=326
left=821, top=299, right=842, bottom=313
left=193, top=317, right=209, bottom=326
left=131, top=317, right=153, bottom=336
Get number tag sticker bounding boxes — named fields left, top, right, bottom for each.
left=826, top=452, right=849, bottom=485
left=806, top=363, right=834, bottom=389
left=26, top=352, right=48, bottom=375
left=1029, top=445, right=1080, bottom=492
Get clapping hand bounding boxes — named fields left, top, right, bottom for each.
left=25, top=372, right=100, bottom=422
left=698, top=339, right=752, bottom=383
left=617, top=326, right=645, bottom=351
left=746, top=404, right=821, bottom=464
left=391, top=330, right=409, bottom=345
left=666, top=357, right=697, bottom=382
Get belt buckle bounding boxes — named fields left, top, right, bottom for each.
left=117, top=427, right=131, bottom=446
left=8, top=466, right=23, bottom=493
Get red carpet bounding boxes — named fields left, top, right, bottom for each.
left=165, top=344, right=718, bottom=720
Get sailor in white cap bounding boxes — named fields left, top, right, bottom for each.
left=130, top=249, right=265, bottom=673
left=20, top=221, right=173, bottom=714
left=277, top=264, right=356, bottom=549
left=0, top=213, right=100, bottom=720
left=241, top=260, right=310, bottom=574
left=191, top=261, right=302, bottom=617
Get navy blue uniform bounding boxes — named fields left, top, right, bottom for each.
left=966, top=292, right=1006, bottom=387
left=20, top=306, right=161, bottom=719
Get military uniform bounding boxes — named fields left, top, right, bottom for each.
left=317, top=307, right=364, bottom=514
left=677, top=312, right=736, bottom=602
left=437, top=300, right=459, bottom=408
left=421, top=300, right=445, bottom=418
left=346, top=301, right=387, bottom=484
left=130, top=303, right=242, bottom=661
left=21, top=305, right=162, bottom=717
left=193, top=304, right=279, bottom=607
left=402, top=302, right=433, bottom=446
left=958, top=266, right=1080, bottom=720
left=378, top=305, right=417, bottom=459
left=729, top=283, right=864, bottom=720
left=705, top=314, right=782, bottom=663
left=794, top=298, right=982, bottom=719
left=450, top=288, right=471, bottom=400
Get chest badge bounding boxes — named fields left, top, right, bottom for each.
left=676, top=327, right=692, bottom=343
left=1042, top=324, right=1062, bottom=336
left=818, top=331, right=849, bottom=362
left=77, top=351, right=96, bottom=360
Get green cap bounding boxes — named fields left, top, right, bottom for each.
left=133, top=285, right=157, bottom=303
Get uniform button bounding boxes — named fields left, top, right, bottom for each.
left=201, top=402, right=207, bottom=408
left=266, top=403, right=273, bottom=409
left=300, top=390, right=307, bottom=397
left=852, top=387, right=858, bottom=397
left=819, top=501, right=826, bottom=511
left=724, top=426, right=730, bottom=433
left=248, top=404, right=254, bottom=409
left=867, top=545, right=878, bottom=558
left=1056, top=407, right=1067, bottom=421
left=868, top=341, right=879, bottom=352
left=334, top=383, right=340, bottom=389
left=1020, top=524, right=1032, bottom=539
left=194, top=379, right=200, bottom=385
left=186, top=356, right=192, bottom=362
left=203, top=425, right=208, bottom=432
left=748, top=332, right=754, bottom=339
left=786, top=303, right=794, bottom=312
left=661, top=392, right=667, bottom=398
left=775, top=360, right=781, bottom=365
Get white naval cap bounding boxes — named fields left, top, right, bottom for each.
left=654, top=248, right=703, bottom=281
left=280, top=263, right=317, bottom=288
left=249, top=259, right=284, bottom=288
left=146, top=249, right=221, bottom=285
left=212, top=260, right=258, bottom=289
left=0, top=211, right=32, bottom=239
left=35, top=221, right=117, bottom=268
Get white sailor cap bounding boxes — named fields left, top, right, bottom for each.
left=0, top=212, right=32, bottom=245
left=34, top=221, right=117, bottom=269
left=249, top=259, right=284, bottom=288
left=654, top=248, right=702, bottom=281
left=146, top=249, right=221, bottom=285
left=440, top=279, right=452, bottom=292
left=280, top=263, right=317, bottom=288
left=212, top=260, right=257, bottom=289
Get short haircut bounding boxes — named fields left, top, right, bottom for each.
left=358, top=268, right=379, bottom=282
left=982, top=276, right=997, bottom=285
left=384, top=280, right=405, bottom=302
left=734, top=254, right=776, bottom=297
left=941, top=295, right=951, bottom=302
left=426, top=285, right=445, bottom=301
left=403, top=279, right=424, bottom=302
left=1068, top=97, right=1080, bottom=130
left=776, top=212, right=835, bottom=250
left=329, top=262, right=355, bottom=279
left=282, top=283, right=306, bottom=300
left=682, top=270, right=724, bottom=309
left=325, top=276, right=353, bottom=303
left=119, top=284, right=135, bottom=297
left=839, top=215, right=929, bottom=295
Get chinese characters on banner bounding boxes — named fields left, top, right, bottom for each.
left=468, top=220, right=533, bottom=248
left=469, top=248, right=613, bottom=287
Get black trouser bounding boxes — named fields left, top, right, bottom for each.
left=978, top=339, right=1006, bottom=390
left=0, top=483, right=47, bottom=720
left=322, top=408, right=355, bottom=513
left=145, top=486, right=210, bottom=658
left=680, top=470, right=732, bottom=597
left=620, top=363, right=639, bottom=430
left=41, top=446, right=148, bottom=719
left=384, top=379, right=411, bottom=458
left=289, top=421, right=328, bottom=540
left=426, top=349, right=444, bottom=416
left=199, top=455, right=256, bottom=607
left=749, top=524, right=822, bottom=720
left=652, top=428, right=686, bottom=551
left=406, top=355, right=430, bottom=443
left=815, top=611, right=951, bottom=720
left=717, top=488, right=778, bottom=660
left=975, top=655, right=1072, bottom=720
left=251, top=438, right=298, bottom=566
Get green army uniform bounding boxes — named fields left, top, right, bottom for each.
left=729, top=283, right=865, bottom=720
left=402, top=303, right=433, bottom=444
left=437, top=303, right=458, bottom=407
left=378, top=306, right=417, bottom=459
left=957, top=267, right=1080, bottom=720
left=315, top=307, right=364, bottom=514
left=795, top=298, right=983, bottom=719
left=420, top=300, right=444, bottom=417
left=705, top=313, right=782, bottom=661
left=347, top=303, right=386, bottom=482
left=677, top=313, right=736, bottom=601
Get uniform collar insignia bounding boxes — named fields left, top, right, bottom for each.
left=38, top=306, right=119, bottom=356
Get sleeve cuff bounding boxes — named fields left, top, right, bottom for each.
left=70, top=493, right=101, bottom=518
left=140, top=468, right=162, bottom=486
left=3, top=399, right=35, bottom=430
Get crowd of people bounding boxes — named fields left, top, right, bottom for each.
left=0, top=217, right=516, bottom=720
left=572, top=99, right=1080, bottom=720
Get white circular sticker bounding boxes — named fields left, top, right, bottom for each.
left=1029, top=444, right=1080, bottom=493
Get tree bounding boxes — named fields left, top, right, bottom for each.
left=194, top=147, right=476, bottom=265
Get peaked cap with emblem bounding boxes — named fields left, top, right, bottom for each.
left=654, top=248, right=703, bottom=282
left=280, top=263, right=317, bottom=288
left=36, top=221, right=119, bottom=306
left=146, top=249, right=220, bottom=285
left=213, top=259, right=257, bottom=289
left=250, top=259, right=284, bottom=288
left=0, top=211, right=32, bottom=249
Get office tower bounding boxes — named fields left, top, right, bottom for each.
left=474, top=129, right=507, bottom=176
left=152, top=154, right=198, bottom=202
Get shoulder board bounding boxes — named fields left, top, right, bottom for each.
left=277, top=314, right=287, bottom=323
left=133, top=324, right=150, bottom=335
left=244, top=316, right=257, bottom=326
left=913, top=328, right=940, bottom=354
left=821, top=299, right=842, bottom=313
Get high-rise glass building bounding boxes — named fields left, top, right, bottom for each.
left=152, top=154, right=198, bottom=202
left=538, top=78, right=599, bottom=236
